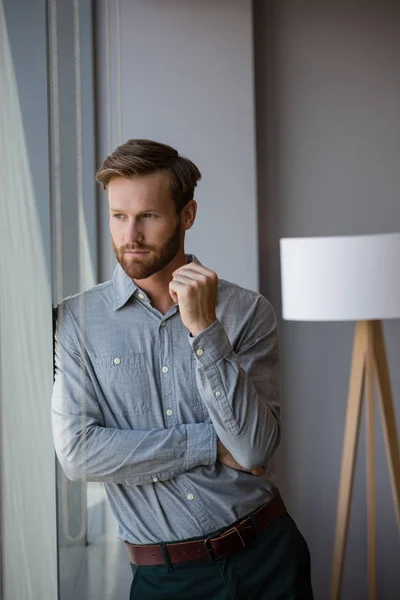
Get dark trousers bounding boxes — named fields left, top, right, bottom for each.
left=129, top=512, right=314, bottom=599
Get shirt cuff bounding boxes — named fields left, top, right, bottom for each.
left=188, top=319, right=231, bottom=369
left=185, top=423, right=217, bottom=471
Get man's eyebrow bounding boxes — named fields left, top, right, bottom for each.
left=109, top=208, right=160, bottom=213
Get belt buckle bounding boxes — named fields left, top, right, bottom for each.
left=236, top=518, right=257, bottom=547
left=203, top=536, right=217, bottom=561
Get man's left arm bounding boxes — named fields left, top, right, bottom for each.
left=188, top=295, right=280, bottom=471
left=169, top=262, right=280, bottom=472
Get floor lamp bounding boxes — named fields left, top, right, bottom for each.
left=279, top=233, right=400, bottom=600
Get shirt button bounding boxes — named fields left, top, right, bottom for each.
left=187, top=493, right=195, bottom=501
left=162, top=366, right=169, bottom=373
left=196, top=348, right=204, bottom=357
left=166, top=409, right=173, bottom=416
left=138, top=293, right=145, bottom=300
left=215, top=391, right=221, bottom=397
left=161, top=321, right=166, bottom=327
left=113, top=357, right=121, bottom=365
left=152, top=477, right=159, bottom=483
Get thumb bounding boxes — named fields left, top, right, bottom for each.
left=169, top=282, right=178, bottom=303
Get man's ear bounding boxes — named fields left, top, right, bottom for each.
left=181, top=200, right=197, bottom=231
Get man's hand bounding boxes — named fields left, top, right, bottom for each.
left=169, top=263, right=218, bottom=336
left=217, top=439, right=265, bottom=476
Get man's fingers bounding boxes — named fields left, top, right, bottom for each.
left=171, top=273, right=199, bottom=286
left=172, top=269, right=206, bottom=282
left=173, top=264, right=217, bottom=282
left=250, top=466, right=265, bottom=476
left=173, top=263, right=213, bottom=276
left=169, top=279, right=186, bottom=293
left=235, top=463, right=264, bottom=476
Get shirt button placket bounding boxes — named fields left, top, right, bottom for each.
left=160, top=318, right=175, bottom=425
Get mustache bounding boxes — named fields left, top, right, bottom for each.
left=121, top=244, right=152, bottom=252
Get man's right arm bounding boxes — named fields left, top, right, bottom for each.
left=51, top=303, right=216, bottom=485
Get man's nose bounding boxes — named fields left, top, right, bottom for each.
left=125, top=219, right=144, bottom=244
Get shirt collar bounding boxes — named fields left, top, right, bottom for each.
left=112, top=254, right=201, bottom=311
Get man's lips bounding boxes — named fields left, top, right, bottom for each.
left=124, top=249, right=150, bottom=254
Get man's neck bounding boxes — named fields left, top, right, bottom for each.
left=133, top=251, right=189, bottom=315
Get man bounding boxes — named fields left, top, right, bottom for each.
left=52, top=139, right=313, bottom=599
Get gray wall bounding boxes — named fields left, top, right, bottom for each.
left=254, top=1, right=400, bottom=598
left=95, top=0, right=259, bottom=291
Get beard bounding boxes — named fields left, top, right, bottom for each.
left=113, top=217, right=182, bottom=280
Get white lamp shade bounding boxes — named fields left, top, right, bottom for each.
left=280, top=233, right=400, bottom=321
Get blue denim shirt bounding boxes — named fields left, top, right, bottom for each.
left=52, top=255, right=280, bottom=544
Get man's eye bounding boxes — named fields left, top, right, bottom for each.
left=113, top=214, right=126, bottom=219
left=142, top=214, right=154, bottom=219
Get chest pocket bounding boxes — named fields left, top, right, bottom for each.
left=92, top=352, right=151, bottom=416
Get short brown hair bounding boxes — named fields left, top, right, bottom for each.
left=96, top=139, right=201, bottom=212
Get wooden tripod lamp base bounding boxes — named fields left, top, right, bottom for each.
left=330, top=320, right=400, bottom=600
left=280, top=233, right=400, bottom=600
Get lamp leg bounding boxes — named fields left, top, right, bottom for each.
left=330, top=321, right=368, bottom=600
left=366, top=322, right=376, bottom=600
left=373, top=321, right=400, bottom=536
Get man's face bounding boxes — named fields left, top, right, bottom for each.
left=108, top=172, right=183, bottom=280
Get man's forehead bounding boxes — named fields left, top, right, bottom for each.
left=110, top=171, right=169, bottom=187
left=108, top=175, right=174, bottom=212
left=109, top=174, right=170, bottom=197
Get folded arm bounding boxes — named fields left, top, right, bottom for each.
left=189, top=295, right=280, bottom=471
left=51, top=302, right=216, bottom=484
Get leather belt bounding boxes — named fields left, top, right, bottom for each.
left=125, top=490, right=286, bottom=566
